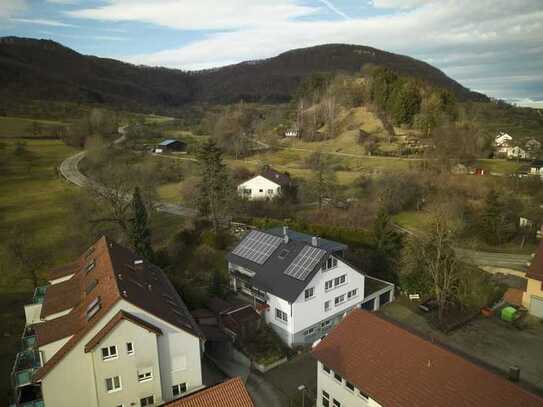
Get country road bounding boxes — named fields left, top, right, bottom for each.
left=59, top=126, right=197, bottom=217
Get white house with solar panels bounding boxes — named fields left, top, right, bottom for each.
left=226, top=227, right=395, bottom=347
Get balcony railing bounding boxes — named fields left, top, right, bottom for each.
left=17, top=383, right=44, bottom=407
left=12, top=350, right=42, bottom=388
left=22, top=326, right=37, bottom=350
left=32, top=286, right=47, bottom=304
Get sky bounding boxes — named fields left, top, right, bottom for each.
left=1, top=0, right=542, bottom=107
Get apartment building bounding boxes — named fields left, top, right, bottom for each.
left=13, top=236, right=204, bottom=407
left=312, top=309, right=543, bottom=407
left=226, top=227, right=395, bottom=347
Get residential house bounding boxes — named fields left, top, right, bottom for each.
left=237, top=166, right=291, bottom=200
left=523, top=239, right=543, bottom=318
left=312, top=309, right=543, bottom=407
left=506, top=145, right=529, bottom=160
left=14, top=237, right=204, bottom=407
left=226, top=227, right=395, bottom=347
left=153, top=139, right=187, bottom=153
left=495, top=132, right=513, bottom=148
left=529, top=160, right=543, bottom=176
left=161, top=377, right=254, bottom=407
left=284, top=128, right=299, bottom=138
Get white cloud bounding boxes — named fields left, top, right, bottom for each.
left=0, top=0, right=27, bottom=18
left=67, top=0, right=317, bottom=31
left=11, top=18, right=77, bottom=27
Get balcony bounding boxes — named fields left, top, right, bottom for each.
left=12, top=349, right=42, bottom=388
left=32, top=286, right=47, bottom=304
left=22, top=327, right=37, bottom=350
left=17, top=384, right=44, bottom=407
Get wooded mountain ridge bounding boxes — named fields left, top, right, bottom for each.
left=0, top=36, right=487, bottom=109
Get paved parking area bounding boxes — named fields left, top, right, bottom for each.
left=380, top=301, right=543, bottom=393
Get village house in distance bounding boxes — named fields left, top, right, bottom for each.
left=312, top=309, right=543, bottom=407
left=226, top=227, right=395, bottom=347
left=237, top=165, right=291, bottom=200
left=13, top=237, right=204, bottom=407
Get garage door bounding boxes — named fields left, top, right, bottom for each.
left=379, top=291, right=391, bottom=308
left=530, top=296, right=543, bottom=318
left=361, top=298, right=375, bottom=311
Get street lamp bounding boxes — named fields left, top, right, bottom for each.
left=297, top=384, right=306, bottom=407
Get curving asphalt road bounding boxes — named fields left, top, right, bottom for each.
left=59, top=126, right=197, bottom=217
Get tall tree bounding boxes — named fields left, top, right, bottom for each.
left=307, top=151, right=337, bottom=209
left=479, top=189, right=517, bottom=245
left=401, top=205, right=465, bottom=322
left=5, top=228, right=48, bottom=289
left=129, top=187, right=154, bottom=261
left=196, top=140, right=230, bottom=233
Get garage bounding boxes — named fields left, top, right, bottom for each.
left=361, top=298, right=375, bottom=311
left=379, top=291, right=391, bottom=308
left=530, top=296, right=543, bottom=318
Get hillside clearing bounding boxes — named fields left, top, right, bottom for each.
left=0, top=116, right=67, bottom=138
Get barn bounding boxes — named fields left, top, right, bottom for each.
left=153, top=139, right=187, bottom=153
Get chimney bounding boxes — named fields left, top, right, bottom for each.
left=508, top=366, right=520, bottom=382
left=312, top=236, right=319, bottom=247
left=134, top=259, right=144, bottom=271
left=283, top=226, right=289, bottom=243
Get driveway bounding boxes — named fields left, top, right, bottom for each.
left=380, top=302, right=543, bottom=393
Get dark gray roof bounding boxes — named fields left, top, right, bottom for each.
left=267, top=228, right=348, bottom=253
left=364, top=276, right=393, bottom=297
left=227, top=229, right=348, bottom=302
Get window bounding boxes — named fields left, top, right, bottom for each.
left=259, top=189, right=264, bottom=193
left=275, top=308, right=288, bottom=323
left=322, top=256, right=338, bottom=271
left=347, top=289, right=358, bottom=300
left=324, top=301, right=330, bottom=312
left=85, top=297, right=101, bottom=320
left=172, top=383, right=187, bottom=397
left=267, top=189, right=274, bottom=194
left=85, top=279, right=98, bottom=296
left=304, top=327, right=315, bottom=336
left=334, top=295, right=345, bottom=306
left=325, top=275, right=346, bottom=291
left=334, top=372, right=342, bottom=383
left=321, top=319, right=331, bottom=329
left=322, top=390, right=330, bottom=407
left=140, top=395, right=154, bottom=406
left=322, top=365, right=330, bottom=374
left=105, top=376, right=121, bottom=393
left=359, top=390, right=369, bottom=400
left=346, top=381, right=355, bottom=392
left=304, top=287, right=315, bottom=300
left=126, top=342, right=134, bottom=355
left=84, top=259, right=96, bottom=274
left=137, top=368, right=153, bottom=382
left=333, top=400, right=341, bottom=407
left=101, top=345, right=118, bottom=360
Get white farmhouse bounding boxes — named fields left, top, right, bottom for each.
left=506, top=145, right=528, bottom=160
left=495, top=131, right=513, bottom=147
left=226, top=227, right=395, bottom=347
left=312, top=309, right=543, bottom=407
left=284, top=128, right=299, bottom=138
left=237, top=166, right=291, bottom=200
left=14, top=237, right=204, bottom=407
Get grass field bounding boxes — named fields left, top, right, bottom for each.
left=0, top=138, right=79, bottom=405
left=475, top=159, right=523, bottom=174
left=0, top=116, right=67, bottom=138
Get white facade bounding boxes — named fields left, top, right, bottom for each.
left=316, top=360, right=382, bottom=407
left=235, top=256, right=394, bottom=347
left=530, top=166, right=543, bottom=176
left=506, top=146, right=528, bottom=159
left=39, top=299, right=203, bottom=407
left=237, top=175, right=282, bottom=200
left=495, top=132, right=512, bottom=147
left=285, top=129, right=299, bottom=137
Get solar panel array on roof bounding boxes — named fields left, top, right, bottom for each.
left=232, top=230, right=283, bottom=264
left=284, top=245, right=326, bottom=280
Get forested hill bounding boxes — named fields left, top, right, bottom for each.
left=0, top=37, right=487, bottom=109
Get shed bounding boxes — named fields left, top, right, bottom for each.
left=154, top=139, right=186, bottom=153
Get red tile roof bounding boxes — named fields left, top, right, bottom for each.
left=84, top=310, right=162, bottom=352
left=162, top=377, right=254, bottom=407
left=312, top=309, right=543, bottom=407
left=46, top=261, right=78, bottom=281
left=33, top=236, right=200, bottom=382
left=527, top=240, right=543, bottom=282
left=40, top=276, right=81, bottom=319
